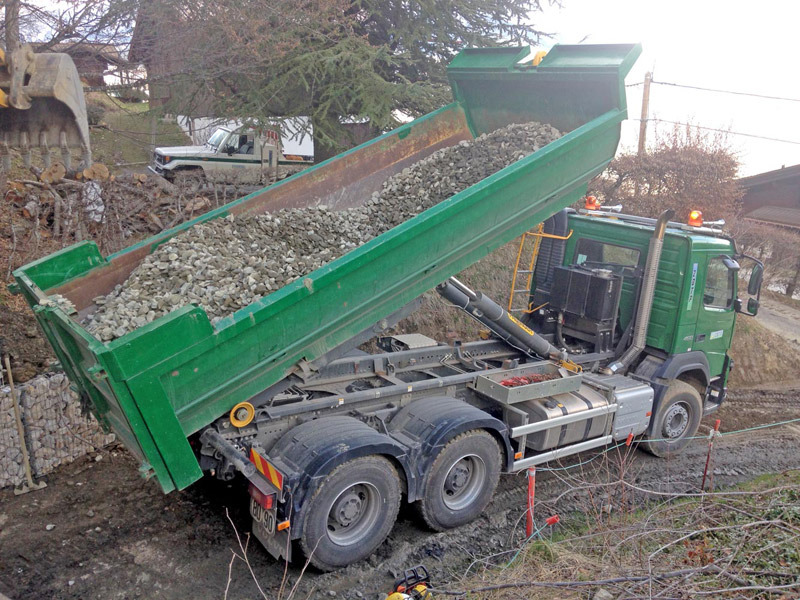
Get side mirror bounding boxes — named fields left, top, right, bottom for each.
left=748, top=263, right=763, bottom=296
left=733, top=254, right=763, bottom=317
left=226, top=146, right=236, bottom=155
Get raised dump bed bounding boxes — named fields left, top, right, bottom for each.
left=13, top=43, right=641, bottom=492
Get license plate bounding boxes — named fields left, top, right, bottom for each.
left=250, top=496, right=276, bottom=536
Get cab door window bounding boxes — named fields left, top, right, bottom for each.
left=703, top=257, right=735, bottom=309
left=236, top=133, right=255, bottom=155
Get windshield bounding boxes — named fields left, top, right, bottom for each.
left=206, top=129, right=228, bottom=148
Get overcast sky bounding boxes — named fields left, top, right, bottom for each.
left=534, top=0, right=800, bottom=176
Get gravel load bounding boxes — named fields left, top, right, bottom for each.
left=83, top=121, right=562, bottom=341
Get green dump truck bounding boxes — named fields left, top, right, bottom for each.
left=12, top=43, right=763, bottom=571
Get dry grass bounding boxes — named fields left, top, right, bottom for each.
left=444, top=466, right=800, bottom=599
left=395, top=241, right=520, bottom=341
left=87, top=93, right=191, bottom=169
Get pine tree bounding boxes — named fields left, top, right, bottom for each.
left=131, top=0, right=551, bottom=158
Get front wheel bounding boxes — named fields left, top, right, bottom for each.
left=419, top=430, right=501, bottom=531
left=642, top=380, right=703, bottom=457
left=299, top=456, right=401, bottom=571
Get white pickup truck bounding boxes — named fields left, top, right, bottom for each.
left=149, top=125, right=313, bottom=183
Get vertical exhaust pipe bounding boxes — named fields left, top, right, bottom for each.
left=605, top=209, right=674, bottom=374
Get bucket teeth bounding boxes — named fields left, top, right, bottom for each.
left=0, top=128, right=89, bottom=171
left=59, top=130, right=71, bottom=169
left=20, top=131, right=31, bottom=168
left=1, top=135, right=9, bottom=172
left=0, top=47, right=92, bottom=169
left=40, top=131, right=51, bottom=168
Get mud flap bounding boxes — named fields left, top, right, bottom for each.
left=252, top=519, right=291, bottom=562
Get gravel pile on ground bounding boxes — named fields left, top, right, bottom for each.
left=83, top=121, right=562, bottom=341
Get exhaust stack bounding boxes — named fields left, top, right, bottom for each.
left=605, top=209, right=674, bottom=374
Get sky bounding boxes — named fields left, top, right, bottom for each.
left=533, top=0, right=800, bottom=176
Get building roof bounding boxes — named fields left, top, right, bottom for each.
left=739, top=163, right=800, bottom=189
left=32, top=42, right=124, bottom=65
left=744, top=205, right=800, bottom=229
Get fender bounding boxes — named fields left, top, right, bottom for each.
left=267, top=415, right=413, bottom=539
left=654, top=351, right=710, bottom=386
left=388, top=396, right=513, bottom=501
left=635, top=351, right=710, bottom=434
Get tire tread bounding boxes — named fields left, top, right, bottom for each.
left=642, top=379, right=702, bottom=458
left=299, top=455, right=401, bottom=571
left=419, top=430, right=501, bottom=532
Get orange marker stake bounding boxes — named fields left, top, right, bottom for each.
left=525, top=467, right=536, bottom=537
left=701, top=419, right=722, bottom=492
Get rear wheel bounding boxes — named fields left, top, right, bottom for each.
left=642, top=380, right=703, bottom=457
left=419, top=430, right=501, bottom=531
left=299, top=456, right=401, bottom=571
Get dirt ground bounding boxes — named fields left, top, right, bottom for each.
left=3, top=163, right=800, bottom=596
left=1, top=384, right=800, bottom=600
left=756, top=294, right=800, bottom=346
left=0, top=294, right=57, bottom=382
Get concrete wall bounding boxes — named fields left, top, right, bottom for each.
left=1, top=372, right=115, bottom=489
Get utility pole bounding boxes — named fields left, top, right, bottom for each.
left=637, top=71, right=652, bottom=156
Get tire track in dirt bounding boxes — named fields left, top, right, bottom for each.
left=294, top=417, right=800, bottom=598
left=3, top=397, right=800, bottom=600
left=757, top=296, right=800, bottom=346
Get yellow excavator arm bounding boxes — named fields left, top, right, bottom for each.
left=0, top=44, right=91, bottom=171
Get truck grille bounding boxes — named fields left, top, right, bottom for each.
left=154, top=153, right=164, bottom=165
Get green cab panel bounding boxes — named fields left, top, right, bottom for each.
left=14, top=44, right=641, bottom=493
left=564, top=215, right=737, bottom=378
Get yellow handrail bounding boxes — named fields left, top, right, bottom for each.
left=508, top=226, right=573, bottom=313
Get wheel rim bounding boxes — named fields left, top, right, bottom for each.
left=326, top=482, right=381, bottom=546
left=441, top=454, right=486, bottom=511
left=662, top=402, right=691, bottom=440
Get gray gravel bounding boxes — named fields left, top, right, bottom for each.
left=83, top=122, right=562, bottom=341
left=0, top=372, right=115, bottom=488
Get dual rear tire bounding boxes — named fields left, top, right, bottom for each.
left=419, top=430, right=502, bottom=531
left=299, top=430, right=501, bottom=571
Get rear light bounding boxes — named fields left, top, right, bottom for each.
left=248, top=483, right=275, bottom=510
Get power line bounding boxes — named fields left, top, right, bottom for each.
left=652, top=80, right=800, bottom=103
left=633, top=118, right=800, bottom=146
left=625, top=79, right=800, bottom=103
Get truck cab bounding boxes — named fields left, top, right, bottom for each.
left=149, top=125, right=312, bottom=183
left=527, top=207, right=763, bottom=430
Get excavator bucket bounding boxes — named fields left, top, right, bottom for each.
left=0, top=44, right=91, bottom=171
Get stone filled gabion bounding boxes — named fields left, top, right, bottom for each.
left=84, top=121, right=562, bottom=341
left=0, top=372, right=115, bottom=488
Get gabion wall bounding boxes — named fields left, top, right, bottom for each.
left=0, top=372, right=115, bottom=488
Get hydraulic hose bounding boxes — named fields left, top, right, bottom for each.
left=437, top=277, right=566, bottom=361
